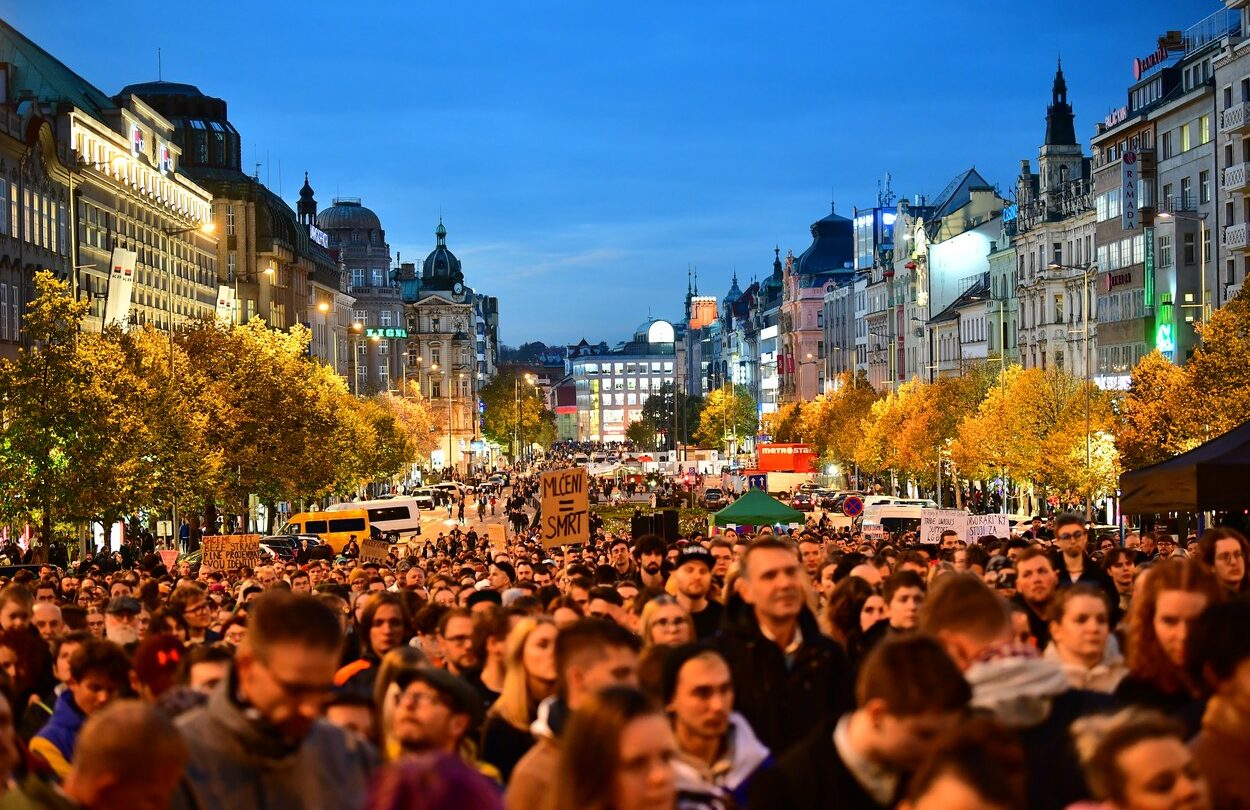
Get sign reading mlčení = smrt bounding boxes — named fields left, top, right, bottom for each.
left=540, top=467, right=589, bottom=548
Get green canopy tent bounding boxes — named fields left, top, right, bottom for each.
left=713, top=489, right=804, bottom=527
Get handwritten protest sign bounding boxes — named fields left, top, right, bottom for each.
left=919, top=510, right=967, bottom=545
left=360, top=539, right=389, bottom=564
left=967, top=513, right=1011, bottom=542
left=201, top=534, right=259, bottom=571
left=540, top=467, right=589, bottom=548
left=487, top=524, right=507, bottom=550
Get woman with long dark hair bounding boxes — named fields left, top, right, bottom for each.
left=1196, top=526, right=1250, bottom=595
left=336, top=592, right=412, bottom=695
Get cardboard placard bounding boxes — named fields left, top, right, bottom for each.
left=486, top=524, right=507, bottom=550
left=967, top=513, right=1011, bottom=542
left=539, top=467, right=589, bottom=548
left=919, top=509, right=968, bottom=545
left=359, top=539, right=390, bottom=564
left=200, top=534, right=260, bottom=571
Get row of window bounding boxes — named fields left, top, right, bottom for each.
left=0, top=279, right=22, bottom=342
left=574, top=361, right=674, bottom=375
left=1096, top=234, right=1146, bottom=272
left=1097, top=343, right=1148, bottom=376
left=0, top=179, right=69, bottom=256
left=1096, top=289, right=1148, bottom=324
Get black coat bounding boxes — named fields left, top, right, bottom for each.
left=715, top=600, right=852, bottom=756
left=747, top=719, right=884, bottom=810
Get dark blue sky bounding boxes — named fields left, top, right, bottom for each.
left=3, top=0, right=1219, bottom=345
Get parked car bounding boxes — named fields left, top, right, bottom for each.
left=790, top=492, right=815, bottom=511
left=813, top=490, right=840, bottom=511
left=410, top=488, right=436, bottom=510
left=700, top=488, right=726, bottom=509
left=261, top=534, right=325, bottom=562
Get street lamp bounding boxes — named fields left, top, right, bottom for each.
left=1156, top=209, right=1211, bottom=325
left=1048, top=261, right=1100, bottom=524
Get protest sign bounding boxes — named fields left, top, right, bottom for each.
left=158, top=549, right=179, bottom=570
left=360, top=538, right=389, bottom=564
left=487, top=524, right=507, bottom=550
left=967, top=513, right=1011, bottom=542
left=201, top=534, right=259, bottom=571
left=540, top=467, right=589, bottom=548
left=919, top=509, right=968, bottom=545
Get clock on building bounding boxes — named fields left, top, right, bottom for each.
left=453, top=282, right=464, bottom=296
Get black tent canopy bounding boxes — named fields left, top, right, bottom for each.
left=1119, top=419, right=1250, bottom=514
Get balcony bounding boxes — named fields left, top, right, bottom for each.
left=1222, top=102, right=1250, bottom=134
left=1224, top=222, right=1250, bottom=251
left=1227, top=164, right=1250, bottom=193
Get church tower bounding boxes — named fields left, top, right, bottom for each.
left=1038, top=60, right=1085, bottom=214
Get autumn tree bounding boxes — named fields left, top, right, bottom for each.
left=695, top=384, right=757, bottom=449
left=1183, top=286, right=1250, bottom=440
left=804, top=370, right=879, bottom=465
left=1114, top=350, right=1196, bottom=471
left=762, top=401, right=807, bottom=444
left=478, top=368, right=554, bottom=459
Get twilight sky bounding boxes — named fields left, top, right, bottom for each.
left=2, top=0, right=1218, bottom=345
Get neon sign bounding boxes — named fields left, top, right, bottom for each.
left=1156, top=323, right=1175, bottom=353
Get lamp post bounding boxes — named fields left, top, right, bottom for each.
left=1048, top=261, right=1100, bottom=524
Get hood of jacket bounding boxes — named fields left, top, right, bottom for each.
left=203, top=666, right=307, bottom=765
left=675, top=710, right=770, bottom=795
left=529, top=695, right=570, bottom=743
left=33, top=689, right=85, bottom=758
left=1042, top=639, right=1127, bottom=692
left=966, top=643, right=1071, bottom=728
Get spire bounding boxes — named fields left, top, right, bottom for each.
left=435, top=217, right=447, bottom=246
left=1045, top=58, right=1076, bottom=146
left=773, top=246, right=782, bottom=275
left=297, top=171, right=316, bottom=224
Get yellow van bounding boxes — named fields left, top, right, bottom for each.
left=279, top=508, right=378, bottom=553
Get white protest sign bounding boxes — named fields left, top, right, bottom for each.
left=967, top=513, right=1011, bottom=542
left=919, top=509, right=968, bottom=545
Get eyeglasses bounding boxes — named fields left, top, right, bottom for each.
left=1216, top=551, right=1244, bottom=564
left=1056, top=531, right=1086, bottom=541
left=441, top=634, right=472, bottom=646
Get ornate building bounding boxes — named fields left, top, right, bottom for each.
left=1014, top=62, right=1097, bottom=377
left=399, top=222, right=483, bottom=472
left=316, top=197, right=399, bottom=394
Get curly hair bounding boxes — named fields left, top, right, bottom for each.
left=1125, top=559, right=1222, bottom=697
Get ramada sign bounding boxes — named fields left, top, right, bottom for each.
left=1133, top=33, right=1183, bottom=80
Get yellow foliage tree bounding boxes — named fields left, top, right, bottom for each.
left=1114, top=350, right=1197, bottom=471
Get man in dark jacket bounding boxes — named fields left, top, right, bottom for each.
left=1050, top=513, right=1123, bottom=627
left=748, top=636, right=971, bottom=810
left=171, top=592, right=377, bottom=810
left=716, top=537, right=851, bottom=755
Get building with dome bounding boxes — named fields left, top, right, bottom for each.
left=126, top=80, right=351, bottom=377
left=314, top=196, right=401, bottom=393
left=396, top=221, right=500, bottom=472
left=566, top=318, right=684, bottom=443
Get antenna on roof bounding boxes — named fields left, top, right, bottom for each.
left=157, top=48, right=162, bottom=82
left=278, top=160, right=283, bottom=198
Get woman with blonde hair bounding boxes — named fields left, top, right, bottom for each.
left=479, top=616, right=558, bottom=782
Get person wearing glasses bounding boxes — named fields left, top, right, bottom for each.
left=172, top=592, right=378, bottom=810
left=1196, top=527, right=1250, bottom=595
left=1051, top=514, right=1122, bottom=629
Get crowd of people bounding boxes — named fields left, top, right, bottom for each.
left=0, top=476, right=1247, bottom=810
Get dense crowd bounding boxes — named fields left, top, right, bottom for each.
left=0, top=478, right=1246, bottom=810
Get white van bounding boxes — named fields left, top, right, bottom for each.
left=861, top=503, right=933, bottom=536
left=327, top=497, right=422, bottom=541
